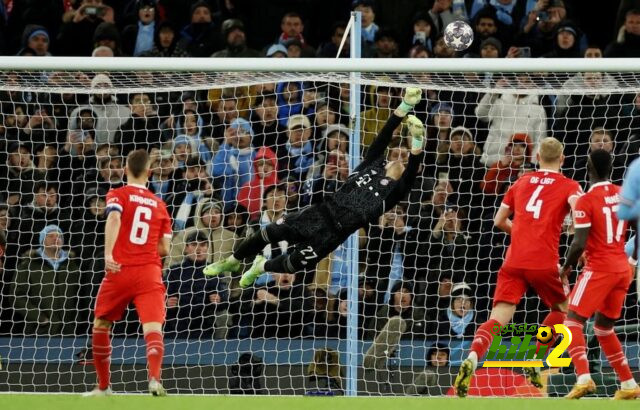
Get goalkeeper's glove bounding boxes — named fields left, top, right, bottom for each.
left=397, top=87, right=422, bottom=116
left=406, top=115, right=425, bottom=151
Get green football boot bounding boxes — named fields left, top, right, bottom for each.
left=454, top=358, right=475, bottom=398
left=203, top=257, right=241, bottom=277
left=239, top=255, right=266, bottom=288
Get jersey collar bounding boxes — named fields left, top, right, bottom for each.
left=128, top=183, right=147, bottom=189
left=537, top=168, right=560, bottom=174
left=588, top=181, right=611, bottom=192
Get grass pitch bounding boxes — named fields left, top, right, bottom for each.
left=1, top=395, right=640, bottom=410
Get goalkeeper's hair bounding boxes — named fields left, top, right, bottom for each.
left=126, top=149, right=150, bottom=178
left=538, top=137, right=564, bottom=163
left=588, top=149, right=612, bottom=180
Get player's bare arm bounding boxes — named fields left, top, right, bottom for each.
left=104, top=211, right=122, bottom=272
left=561, top=226, right=589, bottom=279
left=493, top=205, right=513, bottom=234
left=157, top=236, right=171, bottom=258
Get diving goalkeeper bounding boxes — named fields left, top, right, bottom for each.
left=204, top=87, right=425, bottom=287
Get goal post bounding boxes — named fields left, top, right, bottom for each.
left=0, top=56, right=639, bottom=396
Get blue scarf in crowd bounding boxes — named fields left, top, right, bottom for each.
left=286, top=141, right=314, bottom=176
left=37, top=247, right=69, bottom=271
left=489, top=0, right=516, bottom=26
left=173, top=191, right=198, bottom=231
left=134, top=21, right=155, bottom=56
left=447, top=308, right=474, bottom=337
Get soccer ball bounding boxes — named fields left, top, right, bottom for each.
left=443, top=21, right=474, bottom=52
left=536, top=326, right=553, bottom=344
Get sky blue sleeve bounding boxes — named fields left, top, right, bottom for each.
left=625, top=235, right=636, bottom=258
left=618, top=158, right=640, bottom=221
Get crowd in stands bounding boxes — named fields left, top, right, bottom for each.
left=0, top=0, right=640, bottom=345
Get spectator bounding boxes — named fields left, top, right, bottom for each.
left=172, top=136, right=193, bottom=170
left=57, top=130, right=97, bottom=206
left=428, top=0, right=459, bottom=37
left=432, top=282, right=479, bottom=339
left=149, top=149, right=179, bottom=201
left=1, top=142, right=43, bottom=206
left=568, top=128, right=625, bottom=186
left=302, top=150, right=349, bottom=206
left=364, top=282, right=426, bottom=340
left=239, top=271, right=310, bottom=338
left=475, top=76, right=546, bottom=165
left=177, top=1, right=221, bottom=57
left=335, top=278, right=379, bottom=339
left=432, top=35, right=456, bottom=57
left=426, top=102, right=454, bottom=167
left=166, top=231, right=229, bottom=338
left=115, top=92, right=162, bottom=156
left=237, top=147, right=279, bottom=221
left=91, top=45, right=114, bottom=57
left=542, top=22, right=582, bottom=57
left=13, top=225, right=80, bottom=335
left=212, top=118, right=256, bottom=204
left=79, top=156, right=125, bottom=196
left=373, top=28, right=399, bottom=58
left=21, top=25, right=51, bottom=56
left=606, top=9, right=640, bottom=57
left=481, top=133, right=532, bottom=195
left=67, top=74, right=130, bottom=145
left=518, top=0, right=571, bottom=56
left=354, top=0, right=378, bottom=56
left=266, top=43, right=288, bottom=57
left=276, top=114, right=315, bottom=181
left=142, top=21, right=191, bottom=57
left=212, top=19, right=260, bottom=58
left=250, top=94, right=286, bottom=149
left=427, top=344, right=450, bottom=367
left=426, top=205, right=471, bottom=279
left=310, top=124, right=350, bottom=176
left=169, top=199, right=236, bottom=269
left=167, top=157, right=213, bottom=231
left=174, top=109, right=214, bottom=162
left=409, top=44, right=431, bottom=58
left=467, top=8, right=501, bottom=56
left=223, top=202, right=250, bottom=237
left=316, top=21, right=349, bottom=58
left=479, top=37, right=502, bottom=57
left=275, top=81, right=305, bottom=127
left=93, top=22, right=122, bottom=56
left=410, top=11, right=436, bottom=52
left=361, top=86, right=393, bottom=148
left=277, top=12, right=315, bottom=57
left=56, top=0, right=115, bottom=56
left=122, top=0, right=157, bottom=56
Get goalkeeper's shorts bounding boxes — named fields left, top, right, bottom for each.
left=95, top=264, right=166, bottom=323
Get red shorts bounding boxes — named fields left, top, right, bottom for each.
left=493, top=266, right=569, bottom=308
left=569, top=268, right=633, bottom=319
left=94, top=264, right=166, bottom=323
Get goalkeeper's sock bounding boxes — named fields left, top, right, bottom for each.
left=536, top=310, right=566, bottom=354
left=144, top=330, right=164, bottom=382
left=565, top=318, right=590, bottom=376
left=92, top=327, right=112, bottom=390
left=470, top=318, right=501, bottom=359
left=595, top=326, right=634, bottom=383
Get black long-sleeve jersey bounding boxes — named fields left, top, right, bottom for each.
left=322, top=114, right=423, bottom=233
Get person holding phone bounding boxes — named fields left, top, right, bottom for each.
left=57, top=0, right=115, bottom=56
left=517, top=0, right=569, bottom=57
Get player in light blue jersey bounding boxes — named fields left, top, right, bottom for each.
left=619, top=157, right=640, bottom=221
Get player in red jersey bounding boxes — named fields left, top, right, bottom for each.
left=454, top=137, right=583, bottom=397
left=84, top=150, right=172, bottom=397
left=560, top=149, right=640, bottom=400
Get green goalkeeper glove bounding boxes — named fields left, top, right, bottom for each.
left=406, top=115, right=424, bottom=151
left=397, top=87, right=423, bottom=116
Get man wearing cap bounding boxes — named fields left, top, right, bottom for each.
left=265, top=43, right=288, bottom=58
left=542, top=23, right=582, bottom=58
left=277, top=114, right=315, bottom=181
left=205, top=88, right=426, bottom=289
left=177, top=1, right=221, bottom=57
left=166, top=230, right=229, bottom=338
left=13, top=225, right=80, bottom=335
left=211, top=19, right=260, bottom=58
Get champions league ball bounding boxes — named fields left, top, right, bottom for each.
left=443, top=21, right=474, bottom=52
left=536, top=326, right=554, bottom=344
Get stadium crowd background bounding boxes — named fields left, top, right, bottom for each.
left=1, top=0, right=640, bottom=363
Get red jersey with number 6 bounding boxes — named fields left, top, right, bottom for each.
left=105, top=184, right=172, bottom=268
left=573, top=182, right=628, bottom=272
left=501, top=170, right=582, bottom=270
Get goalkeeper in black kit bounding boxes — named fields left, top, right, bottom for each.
left=204, top=87, right=425, bottom=287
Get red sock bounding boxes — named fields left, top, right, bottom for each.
left=92, top=327, right=112, bottom=390
left=564, top=319, right=590, bottom=376
left=595, top=326, right=633, bottom=382
left=536, top=311, right=566, bottom=354
left=144, top=330, right=164, bottom=381
left=470, top=319, right=502, bottom=358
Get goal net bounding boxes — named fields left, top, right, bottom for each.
left=0, top=60, right=639, bottom=396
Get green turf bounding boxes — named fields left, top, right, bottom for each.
left=1, top=395, right=640, bottom=410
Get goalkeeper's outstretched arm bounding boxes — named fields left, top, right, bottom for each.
left=386, top=114, right=425, bottom=205
left=356, top=87, right=422, bottom=172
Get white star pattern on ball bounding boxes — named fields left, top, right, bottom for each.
left=444, top=20, right=474, bottom=52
